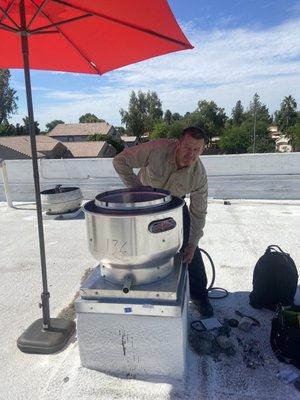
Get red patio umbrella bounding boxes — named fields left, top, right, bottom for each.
left=0, top=0, right=193, bottom=354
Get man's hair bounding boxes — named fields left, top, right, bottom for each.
left=180, top=126, right=207, bottom=142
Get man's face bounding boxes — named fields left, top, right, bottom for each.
left=176, top=133, right=205, bottom=168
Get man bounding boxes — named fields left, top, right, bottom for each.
left=113, top=126, right=213, bottom=316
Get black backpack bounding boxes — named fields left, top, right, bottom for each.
left=249, top=245, right=298, bottom=311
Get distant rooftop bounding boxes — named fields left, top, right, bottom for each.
left=63, top=141, right=107, bottom=158
left=48, top=122, right=113, bottom=137
left=121, top=135, right=137, bottom=142
left=0, top=135, right=61, bottom=158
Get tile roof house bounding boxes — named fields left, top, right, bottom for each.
left=48, top=122, right=120, bottom=142
left=275, top=135, right=293, bottom=152
left=63, top=141, right=116, bottom=158
left=121, top=135, right=138, bottom=147
left=0, top=136, right=71, bottom=160
left=268, top=125, right=282, bottom=140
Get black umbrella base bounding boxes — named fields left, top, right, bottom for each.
left=17, top=318, right=76, bottom=354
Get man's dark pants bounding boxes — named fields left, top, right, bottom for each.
left=181, top=203, right=208, bottom=301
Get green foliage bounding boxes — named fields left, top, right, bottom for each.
left=14, top=123, right=26, bottom=135
left=220, top=94, right=274, bottom=153
left=149, top=100, right=227, bottom=142
left=166, top=120, right=187, bottom=139
left=88, top=133, right=124, bottom=154
left=286, top=123, right=300, bottom=151
left=172, top=112, right=182, bottom=121
left=150, top=122, right=169, bottom=139
left=106, top=137, right=124, bottom=154
left=120, top=90, right=163, bottom=138
left=231, top=100, right=245, bottom=126
left=0, top=69, right=18, bottom=124
left=275, top=95, right=297, bottom=133
left=45, top=119, right=64, bottom=132
left=0, top=123, right=16, bottom=136
left=115, top=126, right=126, bottom=135
left=0, top=118, right=41, bottom=136
left=245, top=93, right=272, bottom=124
left=79, top=113, right=105, bottom=123
left=219, top=120, right=275, bottom=153
left=88, top=133, right=107, bottom=141
left=252, top=121, right=276, bottom=153
left=150, top=119, right=192, bottom=140
left=183, top=100, right=227, bottom=140
left=22, top=116, right=41, bottom=135
left=163, top=109, right=172, bottom=125
left=219, top=124, right=252, bottom=154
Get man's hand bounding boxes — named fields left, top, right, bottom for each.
left=182, top=243, right=197, bottom=264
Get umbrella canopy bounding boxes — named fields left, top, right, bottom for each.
left=0, top=0, right=193, bottom=354
left=0, top=0, right=192, bottom=74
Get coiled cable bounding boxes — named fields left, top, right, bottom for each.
left=199, top=248, right=228, bottom=299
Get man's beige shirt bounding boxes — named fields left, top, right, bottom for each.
left=113, top=139, right=208, bottom=245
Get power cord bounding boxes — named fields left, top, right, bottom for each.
left=190, top=250, right=228, bottom=332
left=199, top=248, right=228, bottom=299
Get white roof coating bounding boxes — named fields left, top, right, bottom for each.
left=1, top=199, right=300, bottom=400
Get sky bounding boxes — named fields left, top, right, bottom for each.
left=7, top=0, right=300, bottom=130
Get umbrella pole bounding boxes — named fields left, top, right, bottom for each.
left=17, top=0, right=75, bottom=354
left=20, top=3, right=50, bottom=330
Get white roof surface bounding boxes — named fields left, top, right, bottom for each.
left=1, top=198, right=300, bottom=400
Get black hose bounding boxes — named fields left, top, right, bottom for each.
left=199, top=248, right=228, bottom=299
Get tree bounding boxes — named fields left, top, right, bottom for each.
left=184, top=100, right=227, bottom=140
left=15, top=123, right=26, bottom=135
left=171, top=112, right=182, bottom=121
left=22, top=116, right=41, bottom=135
left=88, top=133, right=124, bottom=154
left=120, top=90, right=163, bottom=138
left=246, top=93, right=272, bottom=124
left=0, top=123, right=16, bottom=136
left=164, top=109, right=172, bottom=125
left=231, top=100, right=245, bottom=126
left=0, top=69, right=18, bottom=124
left=166, top=120, right=187, bottom=138
left=219, top=120, right=275, bottom=154
left=144, top=91, right=163, bottom=131
left=286, top=123, right=300, bottom=151
left=79, top=113, right=105, bottom=123
left=115, top=126, right=126, bottom=135
left=275, top=95, right=297, bottom=133
left=150, top=122, right=169, bottom=139
left=219, top=124, right=252, bottom=154
left=45, top=119, right=64, bottom=132
left=251, top=120, right=276, bottom=153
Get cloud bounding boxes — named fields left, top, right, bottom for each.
left=9, top=16, right=300, bottom=128
left=109, top=18, right=300, bottom=87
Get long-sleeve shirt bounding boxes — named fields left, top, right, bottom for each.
left=113, top=138, right=208, bottom=245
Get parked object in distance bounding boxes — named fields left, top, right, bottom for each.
left=41, top=185, right=83, bottom=214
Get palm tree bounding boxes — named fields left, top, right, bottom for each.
left=275, top=95, right=297, bottom=133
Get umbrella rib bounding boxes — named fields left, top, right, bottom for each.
left=0, top=0, right=15, bottom=24
left=0, top=21, right=19, bottom=33
left=0, top=4, right=19, bottom=29
left=30, top=14, right=92, bottom=33
left=30, top=30, right=59, bottom=35
left=29, top=0, right=102, bottom=74
left=27, top=0, right=49, bottom=29
left=52, top=0, right=192, bottom=48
